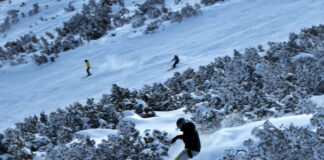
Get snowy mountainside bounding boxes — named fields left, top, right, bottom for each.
left=0, top=0, right=205, bottom=66
left=1, top=0, right=323, bottom=132
left=0, top=0, right=323, bottom=159
left=0, top=24, right=323, bottom=159
left=0, top=0, right=87, bottom=45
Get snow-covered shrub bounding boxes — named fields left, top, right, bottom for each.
left=31, top=54, right=48, bottom=65
left=169, top=11, right=182, bottom=23
left=221, top=111, right=246, bottom=128
left=0, top=133, right=6, bottom=154
left=139, top=83, right=179, bottom=111
left=46, top=136, right=96, bottom=160
left=96, top=120, right=170, bottom=160
left=7, top=9, right=19, bottom=24
left=258, top=44, right=265, bottom=52
left=45, top=32, right=55, bottom=39
left=4, top=41, right=24, bottom=56
left=62, top=34, right=83, bottom=51
left=221, top=149, right=246, bottom=160
left=175, top=0, right=181, bottom=5
left=180, top=3, right=201, bottom=18
left=310, top=108, right=324, bottom=136
left=144, top=20, right=161, bottom=34
left=189, top=102, right=223, bottom=132
left=64, top=2, right=75, bottom=12
left=20, top=2, right=25, bottom=7
left=2, top=128, right=32, bottom=159
left=0, top=17, right=10, bottom=32
left=141, top=129, right=170, bottom=159
left=46, top=121, right=170, bottom=159
left=293, top=54, right=324, bottom=95
left=0, top=47, right=8, bottom=60
left=28, top=3, right=39, bottom=16
left=241, top=121, right=324, bottom=160
left=201, top=0, right=224, bottom=6
left=164, top=72, right=186, bottom=94
left=132, top=15, right=146, bottom=28
left=112, top=9, right=130, bottom=28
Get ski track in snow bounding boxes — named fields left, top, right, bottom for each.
left=1, top=0, right=324, bottom=159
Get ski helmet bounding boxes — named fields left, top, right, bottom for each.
left=176, top=118, right=186, bottom=129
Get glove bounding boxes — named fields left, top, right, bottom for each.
left=187, top=150, right=193, bottom=158
left=171, top=137, right=178, bottom=144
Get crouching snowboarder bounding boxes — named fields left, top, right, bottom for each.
left=171, top=118, right=201, bottom=160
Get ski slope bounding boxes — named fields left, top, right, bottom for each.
left=0, top=0, right=87, bottom=46
left=125, top=108, right=315, bottom=160
left=1, top=0, right=324, bottom=159
left=71, top=108, right=316, bottom=160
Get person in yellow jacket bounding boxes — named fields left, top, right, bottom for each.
left=85, top=59, right=91, bottom=76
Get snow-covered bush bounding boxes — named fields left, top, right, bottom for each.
left=144, top=20, right=161, bottom=34
left=1, top=128, right=32, bottom=159
left=169, top=11, right=183, bottom=23
left=31, top=54, right=48, bottom=65
left=201, top=0, right=224, bottom=6
left=240, top=120, right=324, bottom=160
left=7, top=10, right=19, bottom=24
left=221, top=111, right=246, bottom=128
left=0, top=17, right=10, bottom=32
left=180, top=3, right=201, bottom=18
left=141, top=129, right=170, bottom=159
left=28, top=3, right=39, bottom=16
left=96, top=120, right=170, bottom=160
left=64, top=2, right=75, bottom=12
left=189, top=102, right=224, bottom=132
left=46, top=136, right=96, bottom=160
left=310, top=108, right=324, bottom=136
left=132, top=15, right=146, bottom=28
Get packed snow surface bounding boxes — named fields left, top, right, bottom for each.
left=0, top=0, right=324, bottom=159
left=126, top=108, right=313, bottom=159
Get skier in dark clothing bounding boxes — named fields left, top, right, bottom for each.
left=171, top=55, right=179, bottom=69
left=85, top=59, right=91, bottom=76
left=171, top=118, right=201, bottom=160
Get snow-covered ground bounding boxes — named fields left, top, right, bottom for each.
left=77, top=108, right=315, bottom=160
left=1, top=0, right=324, bottom=159
left=0, top=0, right=87, bottom=45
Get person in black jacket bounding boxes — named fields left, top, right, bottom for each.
left=171, top=118, right=201, bottom=160
left=171, top=55, right=179, bottom=69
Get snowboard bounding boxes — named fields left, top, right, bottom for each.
left=81, top=74, right=92, bottom=79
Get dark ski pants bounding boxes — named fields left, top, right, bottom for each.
left=87, top=67, right=91, bottom=76
left=173, top=61, right=179, bottom=68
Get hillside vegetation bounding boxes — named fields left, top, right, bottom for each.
left=0, top=24, right=323, bottom=159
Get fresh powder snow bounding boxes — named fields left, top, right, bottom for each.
left=1, top=0, right=324, bottom=159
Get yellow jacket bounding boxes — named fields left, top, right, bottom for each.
left=86, top=61, right=90, bottom=68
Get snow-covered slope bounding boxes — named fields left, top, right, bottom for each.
left=1, top=0, right=323, bottom=132
left=124, top=108, right=314, bottom=160
left=0, top=0, right=87, bottom=45
left=0, top=0, right=324, bottom=130
left=1, top=0, right=324, bottom=159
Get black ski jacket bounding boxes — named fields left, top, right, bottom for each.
left=172, top=56, right=179, bottom=63
left=174, top=122, right=201, bottom=152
